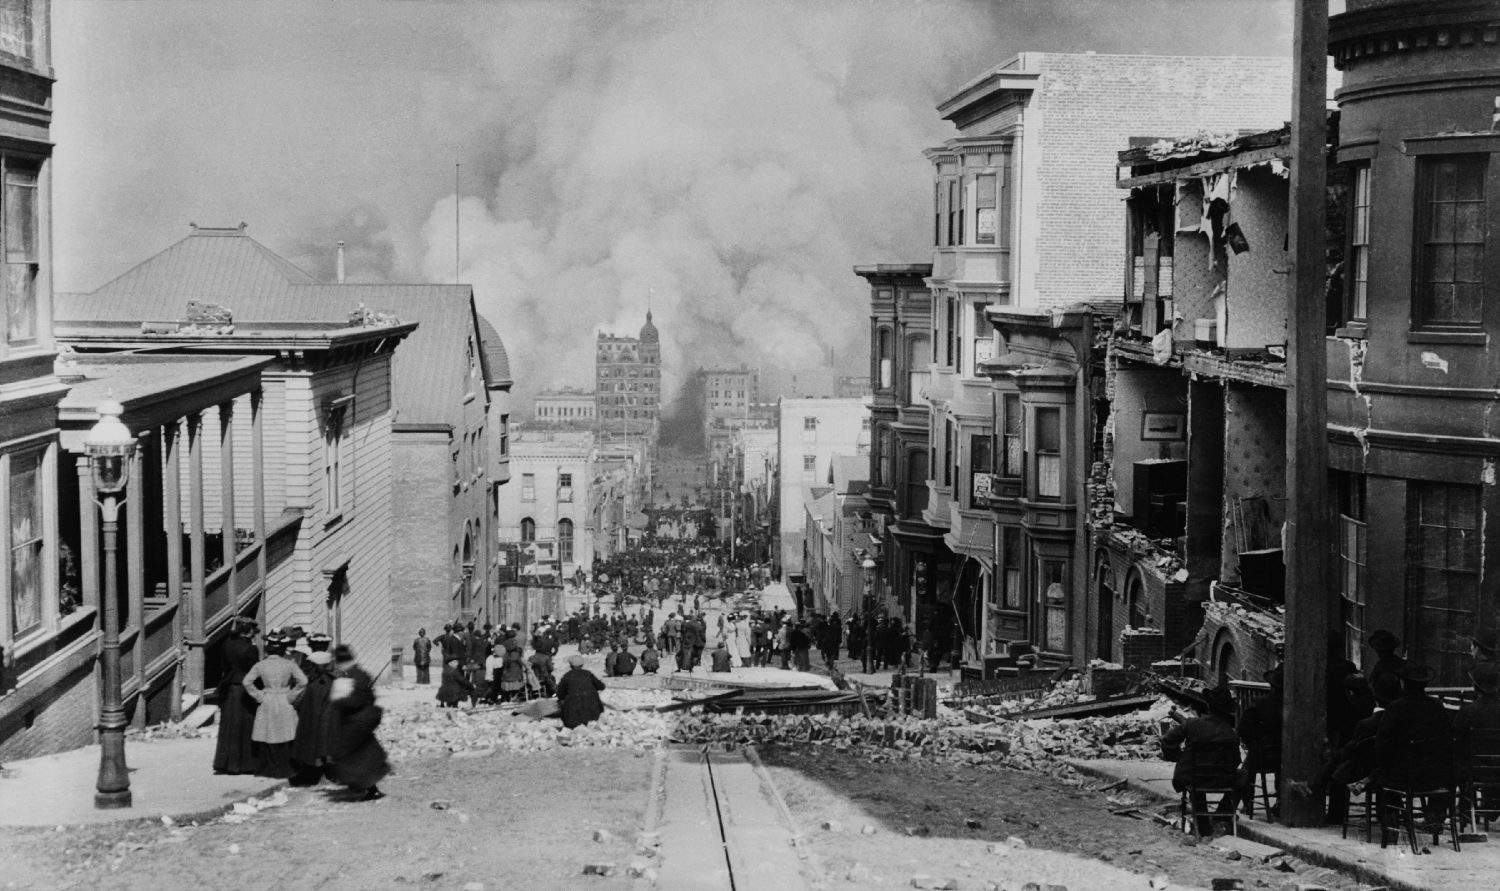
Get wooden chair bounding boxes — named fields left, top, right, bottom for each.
left=1464, top=727, right=1500, bottom=831
left=1376, top=731, right=1462, bottom=854
left=1180, top=784, right=1242, bottom=838
left=1242, top=741, right=1279, bottom=820
left=1341, top=781, right=1377, bottom=842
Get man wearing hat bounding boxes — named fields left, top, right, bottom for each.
left=1374, top=662, right=1454, bottom=831
left=1366, top=630, right=1405, bottom=690
left=411, top=627, right=433, bottom=685
left=1160, top=684, right=1243, bottom=835
left=556, top=653, right=606, bottom=729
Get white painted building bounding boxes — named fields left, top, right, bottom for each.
left=776, top=396, right=871, bottom=577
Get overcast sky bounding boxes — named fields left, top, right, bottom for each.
left=52, top=0, right=1295, bottom=398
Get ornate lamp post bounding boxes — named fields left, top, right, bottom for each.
left=86, top=399, right=136, bottom=809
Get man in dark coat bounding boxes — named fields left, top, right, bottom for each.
left=291, top=632, right=338, bottom=785
left=1161, top=685, right=1244, bottom=835
left=1366, top=629, right=1405, bottom=691
left=436, top=657, right=471, bottom=707
left=435, top=624, right=461, bottom=670
left=213, top=620, right=261, bottom=775
left=615, top=646, right=638, bottom=677
left=1374, top=662, right=1453, bottom=831
left=788, top=621, right=812, bottom=672
left=463, top=624, right=488, bottom=706
left=411, top=628, right=433, bottom=685
left=329, top=645, right=390, bottom=801
left=557, top=654, right=606, bottom=729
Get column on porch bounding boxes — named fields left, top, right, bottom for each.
left=186, top=412, right=207, bottom=698
left=163, top=421, right=184, bottom=719
left=75, top=457, right=98, bottom=613
left=126, top=433, right=146, bottom=727
left=251, top=390, right=266, bottom=631
left=218, top=400, right=238, bottom=612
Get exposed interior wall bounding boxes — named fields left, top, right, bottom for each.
left=1220, top=383, right=1286, bottom=584
left=1224, top=167, right=1289, bottom=353
left=1110, top=364, right=1188, bottom=517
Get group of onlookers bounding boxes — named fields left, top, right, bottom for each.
left=212, top=620, right=388, bottom=801
left=415, top=619, right=563, bottom=707
left=1160, top=628, right=1500, bottom=836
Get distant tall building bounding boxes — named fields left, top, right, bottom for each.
left=703, top=366, right=758, bottom=422
left=595, top=312, right=661, bottom=437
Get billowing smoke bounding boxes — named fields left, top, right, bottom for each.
left=53, top=0, right=1294, bottom=392
left=660, top=369, right=708, bottom=454
left=419, top=1, right=1010, bottom=406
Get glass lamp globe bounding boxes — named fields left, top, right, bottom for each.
left=84, top=399, right=135, bottom=495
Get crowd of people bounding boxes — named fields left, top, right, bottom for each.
left=211, top=619, right=389, bottom=801
left=1159, top=628, right=1500, bottom=836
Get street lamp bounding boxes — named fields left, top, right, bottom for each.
left=85, top=399, right=136, bottom=809
left=860, top=553, right=876, bottom=675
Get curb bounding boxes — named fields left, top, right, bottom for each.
left=0, top=778, right=291, bottom=832
left=1064, top=759, right=1431, bottom=891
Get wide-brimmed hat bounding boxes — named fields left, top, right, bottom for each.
left=1367, top=629, right=1400, bottom=652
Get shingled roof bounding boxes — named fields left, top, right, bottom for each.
left=56, top=224, right=514, bottom=428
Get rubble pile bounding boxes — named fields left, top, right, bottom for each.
left=378, top=691, right=674, bottom=760
left=1018, top=697, right=1174, bottom=761
left=953, top=677, right=1091, bottom=717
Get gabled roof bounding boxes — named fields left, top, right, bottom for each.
left=56, top=224, right=503, bottom=430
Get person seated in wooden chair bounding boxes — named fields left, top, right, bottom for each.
left=1374, top=662, right=1454, bottom=839
left=1162, top=684, right=1244, bottom=836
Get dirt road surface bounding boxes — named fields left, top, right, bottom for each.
left=0, top=748, right=650, bottom=891
left=758, top=745, right=1365, bottom=891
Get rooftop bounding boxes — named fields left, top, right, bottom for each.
left=55, top=224, right=509, bottom=429
left=56, top=353, right=273, bottom=434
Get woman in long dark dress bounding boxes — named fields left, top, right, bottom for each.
left=556, top=654, right=605, bottom=729
left=290, top=632, right=338, bottom=785
left=328, top=645, right=390, bottom=801
left=212, top=620, right=261, bottom=775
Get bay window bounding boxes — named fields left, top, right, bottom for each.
left=3, top=159, right=38, bottom=346
left=1034, top=408, right=1061, bottom=500
left=7, top=450, right=43, bottom=639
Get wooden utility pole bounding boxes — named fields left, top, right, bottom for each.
left=1282, top=0, right=1330, bottom=828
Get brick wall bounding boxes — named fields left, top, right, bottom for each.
left=1028, top=53, right=1291, bottom=308
left=391, top=434, right=456, bottom=647
left=0, top=658, right=96, bottom=761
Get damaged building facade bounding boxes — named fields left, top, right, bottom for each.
left=1098, top=128, right=1296, bottom=680
left=990, top=0, right=1500, bottom=685
left=916, top=52, right=1290, bottom=674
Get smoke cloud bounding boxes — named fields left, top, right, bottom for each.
left=52, top=1, right=1294, bottom=410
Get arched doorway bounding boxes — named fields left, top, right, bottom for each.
left=1095, top=558, right=1115, bottom=661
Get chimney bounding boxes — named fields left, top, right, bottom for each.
left=336, top=241, right=346, bottom=284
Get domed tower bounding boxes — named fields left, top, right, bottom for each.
left=639, top=310, right=661, bottom=420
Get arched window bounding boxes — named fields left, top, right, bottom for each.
left=520, top=517, right=536, bottom=543
left=558, top=518, right=575, bottom=564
